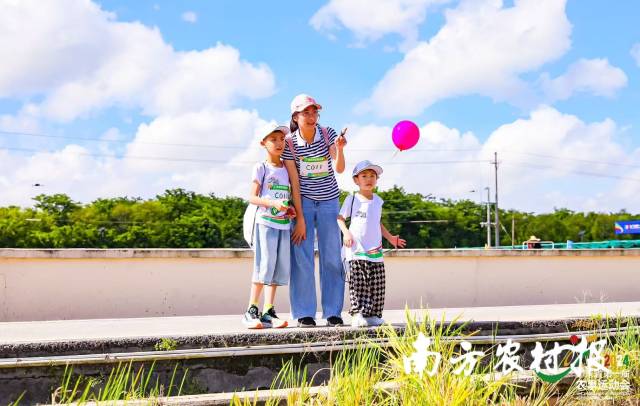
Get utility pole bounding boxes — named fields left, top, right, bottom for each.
left=494, top=152, right=500, bottom=247
left=484, top=187, right=491, bottom=247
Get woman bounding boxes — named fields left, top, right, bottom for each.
left=282, top=94, right=347, bottom=327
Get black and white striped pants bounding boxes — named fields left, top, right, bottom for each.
left=347, top=260, right=385, bottom=318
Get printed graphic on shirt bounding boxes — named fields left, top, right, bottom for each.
left=299, top=156, right=329, bottom=178
left=353, top=209, right=367, bottom=219
left=353, top=245, right=383, bottom=259
left=252, top=162, right=291, bottom=230
left=262, top=178, right=290, bottom=225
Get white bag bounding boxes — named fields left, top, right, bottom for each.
left=243, top=203, right=259, bottom=247
left=243, top=163, right=266, bottom=247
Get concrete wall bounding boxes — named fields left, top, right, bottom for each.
left=1, top=249, right=639, bottom=322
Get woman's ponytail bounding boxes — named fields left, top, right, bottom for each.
left=289, top=115, right=299, bottom=133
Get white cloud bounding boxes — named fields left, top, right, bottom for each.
left=0, top=111, right=40, bottom=135
left=0, top=0, right=275, bottom=122
left=311, top=0, right=449, bottom=50
left=0, top=0, right=280, bottom=206
left=479, top=106, right=634, bottom=212
left=631, top=43, right=640, bottom=67
left=359, top=0, right=572, bottom=117
left=0, top=0, right=113, bottom=98
left=540, top=58, right=627, bottom=102
left=182, top=11, right=197, bottom=24
left=0, top=108, right=279, bottom=206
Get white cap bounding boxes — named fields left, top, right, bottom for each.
left=290, top=94, right=322, bottom=115
left=352, top=160, right=383, bottom=177
left=260, top=123, right=290, bottom=140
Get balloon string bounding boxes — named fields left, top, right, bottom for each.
left=392, top=149, right=400, bottom=159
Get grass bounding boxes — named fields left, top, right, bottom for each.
left=154, top=337, right=179, bottom=351
left=7, top=391, right=26, bottom=406
left=51, top=361, right=188, bottom=404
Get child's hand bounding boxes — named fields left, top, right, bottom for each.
left=271, top=199, right=289, bottom=212
left=335, top=128, right=347, bottom=150
left=389, top=235, right=406, bottom=249
left=343, top=231, right=353, bottom=248
left=286, top=206, right=297, bottom=219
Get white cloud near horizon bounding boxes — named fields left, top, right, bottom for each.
left=335, top=106, right=639, bottom=213
left=4, top=105, right=638, bottom=214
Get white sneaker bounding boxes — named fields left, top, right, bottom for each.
left=365, top=316, right=385, bottom=326
left=350, top=313, right=369, bottom=328
left=242, top=305, right=263, bottom=329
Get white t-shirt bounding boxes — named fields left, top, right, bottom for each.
left=339, top=193, right=384, bottom=262
left=252, top=162, right=291, bottom=230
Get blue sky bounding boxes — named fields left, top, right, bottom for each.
left=1, top=0, right=640, bottom=212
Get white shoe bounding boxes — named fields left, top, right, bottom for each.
left=350, top=313, right=369, bottom=328
left=365, top=316, right=385, bottom=326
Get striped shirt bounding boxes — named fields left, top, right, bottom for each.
left=282, top=125, right=340, bottom=201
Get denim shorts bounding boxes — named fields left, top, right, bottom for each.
left=252, top=223, right=291, bottom=286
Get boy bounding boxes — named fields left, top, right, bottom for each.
left=242, top=124, right=296, bottom=329
left=337, top=160, right=406, bottom=327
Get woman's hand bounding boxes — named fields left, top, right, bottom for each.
left=292, top=217, right=307, bottom=245
left=335, top=128, right=347, bottom=150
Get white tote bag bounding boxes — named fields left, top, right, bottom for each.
left=242, top=163, right=266, bottom=247
left=242, top=203, right=259, bottom=247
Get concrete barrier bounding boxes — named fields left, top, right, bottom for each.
left=1, top=249, right=639, bottom=322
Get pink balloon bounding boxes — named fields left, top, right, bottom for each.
left=392, top=120, right=420, bottom=151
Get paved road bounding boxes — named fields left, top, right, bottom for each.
left=1, top=302, right=639, bottom=345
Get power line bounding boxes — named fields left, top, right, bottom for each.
left=0, top=130, right=243, bottom=150
left=504, top=161, right=640, bottom=183
left=382, top=160, right=490, bottom=165
left=3, top=146, right=248, bottom=164
left=507, top=151, right=640, bottom=169
left=1, top=146, right=491, bottom=166
left=0, top=130, right=481, bottom=153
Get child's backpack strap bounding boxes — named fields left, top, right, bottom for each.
left=249, top=162, right=267, bottom=247
left=285, top=134, right=297, bottom=161
left=349, top=192, right=355, bottom=218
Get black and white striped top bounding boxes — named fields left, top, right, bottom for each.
left=282, top=125, right=340, bottom=201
